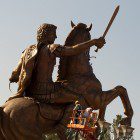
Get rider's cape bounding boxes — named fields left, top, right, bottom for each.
left=10, top=44, right=38, bottom=96
left=10, top=44, right=60, bottom=96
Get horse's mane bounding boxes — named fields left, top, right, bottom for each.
left=64, top=23, right=91, bottom=46
left=57, top=23, right=91, bottom=81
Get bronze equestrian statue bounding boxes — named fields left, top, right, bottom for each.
left=8, top=23, right=105, bottom=102
left=0, top=22, right=133, bottom=140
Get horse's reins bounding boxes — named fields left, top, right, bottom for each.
left=9, top=82, right=13, bottom=94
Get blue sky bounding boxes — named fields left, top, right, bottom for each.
left=0, top=0, right=139, bottom=139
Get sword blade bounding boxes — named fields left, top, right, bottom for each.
left=103, top=5, right=120, bottom=38
left=95, top=6, right=120, bottom=52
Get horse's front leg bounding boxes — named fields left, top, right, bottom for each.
left=99, top=86, right=133, bottom=126
left=114, top=86, right=133, bottom=125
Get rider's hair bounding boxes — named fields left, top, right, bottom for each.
left=37, top=23, right=57, bottom=42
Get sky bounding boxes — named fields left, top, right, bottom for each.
left=0, top=0, right=139, bottom=139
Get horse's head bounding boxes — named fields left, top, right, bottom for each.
left=57, top=22, right=93, bottom=80
left=64, top=21, right=92, bottom=46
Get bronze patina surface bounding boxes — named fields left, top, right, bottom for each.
left=0, top=22, right=133, bottom=140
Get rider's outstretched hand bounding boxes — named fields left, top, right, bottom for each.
left=95, top=37, right=106, bottom=49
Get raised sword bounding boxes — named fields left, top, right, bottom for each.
left=95, top=5, right=120, bottom=52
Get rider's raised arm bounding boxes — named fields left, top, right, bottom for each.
left=49, top=37, right=105, bottom=57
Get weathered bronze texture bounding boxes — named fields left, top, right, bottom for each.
left=0, top=22, right=133, bottom=140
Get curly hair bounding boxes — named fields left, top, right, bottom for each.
left=37, top=23, right=57, bottom=42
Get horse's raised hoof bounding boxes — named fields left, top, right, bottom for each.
left=120, top=117, right=132, bottom=126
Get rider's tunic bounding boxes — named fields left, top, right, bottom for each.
left=26, top=45, right=58, bottom=101
left=10, top=43, right=102, bottom=103
left=10, top=44, right=64, bottom=101
left=10, top=43, right=84, bottom=103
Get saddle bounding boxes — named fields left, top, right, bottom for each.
left=37, top=102, right=67, bottom=121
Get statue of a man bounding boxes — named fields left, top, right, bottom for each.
left=9, top=23, right=105, bottom=102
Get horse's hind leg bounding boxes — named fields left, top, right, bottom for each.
left=98, top=106, right=106, bottom=121
left=55, top=104, right=74, bottom=140
left=100, top=86, right=133, bottom=125
left=57, top=129, right=67, bottom=140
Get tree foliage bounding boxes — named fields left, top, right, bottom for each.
left=44, top=115, right=134, bottom=140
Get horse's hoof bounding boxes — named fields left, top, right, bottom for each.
left=120, top=117, right=131, bottom=126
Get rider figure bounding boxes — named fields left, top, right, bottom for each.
left=9, top=23, right=105, bottom=102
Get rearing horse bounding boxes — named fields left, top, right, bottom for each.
left=57, top=21, right=133, bottom=125
left=0, top=22, right=133, bottom=140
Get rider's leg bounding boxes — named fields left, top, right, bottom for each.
left=55, top=104, right=74, bottom=140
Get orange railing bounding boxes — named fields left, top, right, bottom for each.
left=68, top=110, right=98, bottom=127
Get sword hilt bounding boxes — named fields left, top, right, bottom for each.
left=95, top=48, right=99, bottom=52
left=95, top=36, right=105, bottom=52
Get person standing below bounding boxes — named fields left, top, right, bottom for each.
left=73, top=101, right=82, bottom=124
left=82, top=107, right=93, bottom=125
